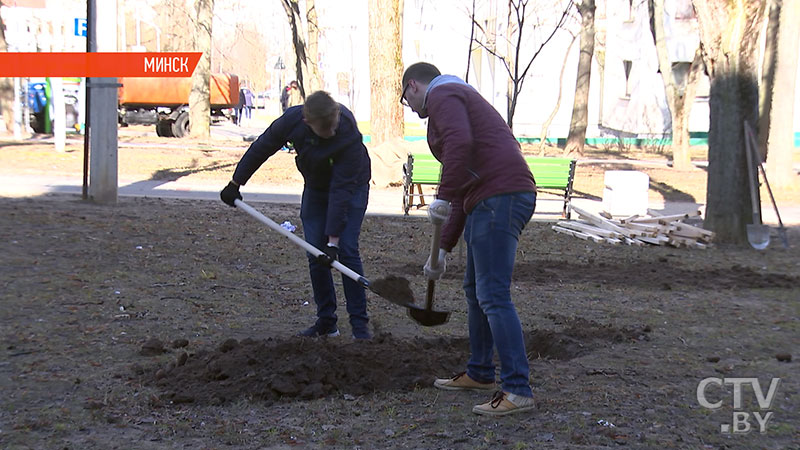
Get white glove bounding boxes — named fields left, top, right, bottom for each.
left=424, top=248, right=447, bottom=280
left=428, top=199, right=451, bottom=225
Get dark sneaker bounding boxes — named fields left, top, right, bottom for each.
left=297, top=323, right=340, bottom=338
left=472, top=391, right=535, bottom=416
left=434, top=371, right=496, bottom=391
left=352, top=327, right=372, bottom=340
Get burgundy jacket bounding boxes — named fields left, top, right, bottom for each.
left=426, top=80, right=536, bottom=251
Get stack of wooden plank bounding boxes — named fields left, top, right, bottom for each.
left=552, top=205, right=714, bottom=249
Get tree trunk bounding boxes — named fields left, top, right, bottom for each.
left=757, top=0, right=779, bottom=161
left=765, top=0, right=799, bottom=189
left=367, top=0, right=404, bottom=147
left=677, top=49, right=706, bottom=167
left=189, top=0, right=213, bottom=138
left=564, top=0, right=595, bottom=156
left=305, top=0, right=324, bottom=92
left=693, top=0, right=765, bottom=244
left=505, top=7, right=516, bottom=130
left=669, top=49, right=705, bottom=173
left=650, top=0, right=694, bottom=170
left=281, top=0, right=321, bottom=99
left=0, top=12, right=14, bottom=135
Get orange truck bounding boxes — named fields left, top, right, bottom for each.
left=118, top=73, right=240, bottom=137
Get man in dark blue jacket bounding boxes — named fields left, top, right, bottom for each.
left=220, top=91, right=372, bottom=339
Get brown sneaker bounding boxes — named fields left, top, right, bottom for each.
left=433, top=371, right=496, bottom=391
left=472, top=391, right=535, bottom=416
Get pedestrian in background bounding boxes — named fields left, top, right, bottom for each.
left=220, top=90, right=373, bottom=340
left=280, top=84, right=290, bottom=113
left=401, top=62, right=537, bottom=416
left=287, top=80, right=303, bottom=108
left=243, top=88, right=254, bottom=122
left=235, top=87, right=246, bottom=126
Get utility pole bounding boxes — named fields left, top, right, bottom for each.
left=87, top=0, right=119, bottom=204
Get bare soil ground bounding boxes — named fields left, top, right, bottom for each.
left=1, top=133, right=799, bottom=449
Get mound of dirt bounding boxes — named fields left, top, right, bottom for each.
left=140, top=318, right=648, bottom=407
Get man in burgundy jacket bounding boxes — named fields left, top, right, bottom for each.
left=401, top=62, right=537, bottom=416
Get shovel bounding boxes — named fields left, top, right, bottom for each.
left=234, top=199, right=423, bottom=310
left=407, top=219, right=451, bottom=327
left=745, top=133, right=769, bottom=250
left=743, top=123, right=771, bottom=250
left=744, top=122, right=790, bottom=248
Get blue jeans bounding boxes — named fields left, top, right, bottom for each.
left=300, top=185, right=369, bottom=330
left=463, top=191, right=536, bottom=397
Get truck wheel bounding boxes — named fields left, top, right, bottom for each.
left=156, top=120, right=173, bottom=137
left=172, top=112, right=190, bottom=138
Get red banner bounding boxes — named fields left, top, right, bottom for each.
left=1, top=0, right=47, bottom=7
left=0, top=52, right=203, bottom=77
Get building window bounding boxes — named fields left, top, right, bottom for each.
left=623, top=60, right=632, bottom=98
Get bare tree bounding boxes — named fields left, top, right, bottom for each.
left=304, top=0, right=324, bottom=92
left=0, top=12, right=14, bottom=135
left=765, top=0, right=799, bottom=189
left=648, top=0, right=700, bottom=170
left=368, top=0, right=404, bottom=146
left=693, top=0, right=766, bottom=244
left=280, top=0, right=322, bottom=97
left=155, top=0, right=195, bottom=53
left=189, top=0, right=214, bottom=138
left=757, top=0, right=779, bottom=162
left=564, top=0, right=595, bottom=156
left=219, top=21, right=271, bottom=90
left=471, top=0, right=573, bottom=131
left=465, top=0, right=476, bottom=82
left=208, top=1, right=271, bottom=90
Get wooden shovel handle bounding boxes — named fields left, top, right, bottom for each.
left=425, top=222, right=443, bottom=310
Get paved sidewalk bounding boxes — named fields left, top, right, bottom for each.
left=2, top=174, right=799, bottom=226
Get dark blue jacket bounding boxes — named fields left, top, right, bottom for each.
left=232, top=104, right=371, bottom=236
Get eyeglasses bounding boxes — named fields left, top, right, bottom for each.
left=400, top=83, right=410, bottom=107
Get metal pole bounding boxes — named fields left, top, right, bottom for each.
left=13, top=77, right=22, bottom=139
left=87, top=0, right=118, bottom=204
left=83, top=0, right=94, bottom=200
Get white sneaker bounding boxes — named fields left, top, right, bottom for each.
left=472, top=391, right=535, bottom=416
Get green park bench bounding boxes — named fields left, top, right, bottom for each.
left=402, top=153, right=577, bottom=218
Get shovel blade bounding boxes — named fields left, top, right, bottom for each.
left=408, top=308, right=450, bottom=327
left=747, top=224, right=770, bottom=250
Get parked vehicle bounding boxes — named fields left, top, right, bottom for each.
left=118, top=73, right=240, bottom=137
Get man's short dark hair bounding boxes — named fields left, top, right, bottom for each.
left=402, top=62, right=441, bottom=86
left=303, top=91, right=340, bottom=128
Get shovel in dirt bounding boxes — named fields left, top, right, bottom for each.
left=743, top=122, right=772, bottom=250
left=233, top=199, right=426, bottom=311
left=407, top=218, right=451, bottom=327
left=744, top=121, right=790, bottom=248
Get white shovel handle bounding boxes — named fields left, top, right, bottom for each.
left=428, top=222, right=443, bottom=269
left=234, top=200, right=366, bottom=286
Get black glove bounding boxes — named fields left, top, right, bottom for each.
left=220, top=181, right=242, bottom=207
left=316, top=244, right=338, bottom=267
